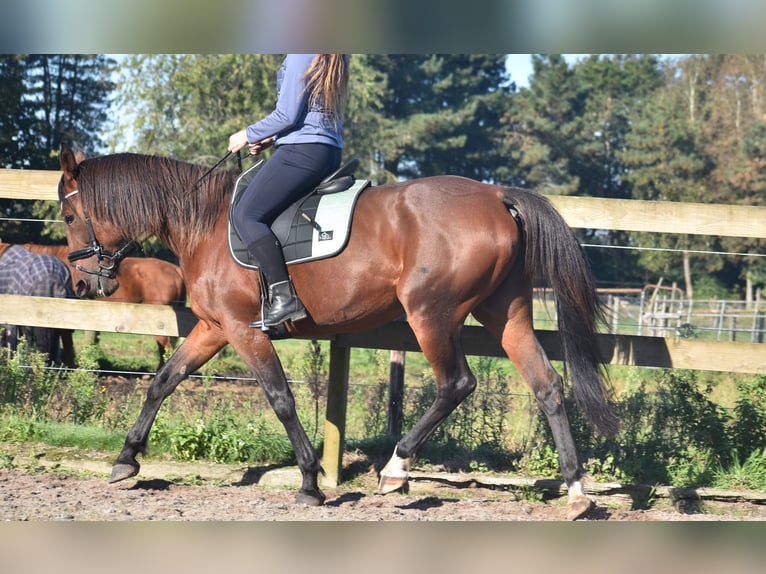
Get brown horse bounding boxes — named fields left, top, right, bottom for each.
left=57, top=143, right=617, bottom=520
left=23, top=243, right=186, bottom=369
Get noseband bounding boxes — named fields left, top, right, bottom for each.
left=64, top=190, right=140, bottom=280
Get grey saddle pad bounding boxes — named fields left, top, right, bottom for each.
left=228, top=159, right=370, bottom=269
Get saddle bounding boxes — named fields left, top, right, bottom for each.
left=228, top=157, right=370, bottom=270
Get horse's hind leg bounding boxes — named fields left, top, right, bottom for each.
left=110, top=320, right=226, bottom=483
left=473, top=292, right=593, bottom=520
left=377, top=315, right=476, bottom=494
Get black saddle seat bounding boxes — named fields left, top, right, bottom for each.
left=315, top=157, right=360, bottom=194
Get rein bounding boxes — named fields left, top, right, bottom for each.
left=192, top=149, right=242, bottom=189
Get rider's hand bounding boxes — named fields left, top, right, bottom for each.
left=248, top=137, right=274, bottom=156
left=228, top=130, right=249, bottom=154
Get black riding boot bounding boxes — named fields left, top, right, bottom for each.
left=247, top=235, right=307, bottom=329
left=261, top=279, right=307, bottom=327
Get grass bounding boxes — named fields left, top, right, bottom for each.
left=0, top=413, right=125, bottom=452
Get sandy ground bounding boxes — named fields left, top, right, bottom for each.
left=2, top=445, right=766, bottom=522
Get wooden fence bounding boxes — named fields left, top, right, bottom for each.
left=2, top=168, right=766, bottom=485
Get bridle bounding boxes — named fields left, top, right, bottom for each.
left=63, top=189, right=140, bottom=280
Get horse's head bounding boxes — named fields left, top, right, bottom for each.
left=58, top=143, right=139, bottom=298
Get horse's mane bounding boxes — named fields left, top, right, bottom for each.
left=69, top=153, right=236, bottom=253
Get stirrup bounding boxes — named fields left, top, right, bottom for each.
left=250, top=270, right=272, bottom=332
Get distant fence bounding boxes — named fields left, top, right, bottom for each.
left=539, top=286, right=766, bottom=342
left=2, top=168, right=766, bottom=485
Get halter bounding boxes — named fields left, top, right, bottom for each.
left=63, top=189, right=141, bottom=280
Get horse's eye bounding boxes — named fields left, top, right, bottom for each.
left=64, top=215, right=75, bottom=225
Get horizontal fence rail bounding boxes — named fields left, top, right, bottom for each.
left=2, top=294, right=764, bottom=375
left=3, top=169, right=766, bottom=238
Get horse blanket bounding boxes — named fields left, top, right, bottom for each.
left=0, top=244, right=76, bottom=366
left=0, top=244, right=75, bottom=298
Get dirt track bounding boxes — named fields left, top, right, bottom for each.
left=2, top=446, right=766, bottom=521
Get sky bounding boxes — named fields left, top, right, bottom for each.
left=505, top=54, right=584, bottom=88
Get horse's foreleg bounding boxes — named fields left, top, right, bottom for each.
left=59, top=329, right=75, bottom=368
left=378, top=323, right=476, bottom=495
left=110, top=321, right=226, bottom=483
left=154, top=335, right=171, bottom=371
left=237, top=338, right=325, bottom=506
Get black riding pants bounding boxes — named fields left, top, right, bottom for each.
left=231, top=143, right=342, bottom=248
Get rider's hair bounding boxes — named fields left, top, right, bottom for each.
left=304, top=54, right=350, bottom=127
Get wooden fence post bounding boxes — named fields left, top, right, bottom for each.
left=320, top=340, right=350, bottom=488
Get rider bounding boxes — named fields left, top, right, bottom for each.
left=228, top=54, right=349, bottom=329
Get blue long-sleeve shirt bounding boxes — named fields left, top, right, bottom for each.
left=245, top=54, right=343, bottom=149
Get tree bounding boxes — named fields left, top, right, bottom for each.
left=110, top=54, right=390, bottom=183
left=702, top=55, right=766, bottom=300
left=108, top=54, right=282, bottom=164
left=621, top=55, right=766, bottom=298
left=507, top=54, right=663, bottom=197
left=506, top=55, right=665, bottom=288
left=20, top=55, right=115, bottom=166
left=621, top=56, right=718, bottom=296
left=342, top=55, right=388, bottom=183
left=0, top=54, right=115, bottom=244
left=0, top=55, right=26, bottom=169
left=504, top=54, right=583, bottom=193
left=366, top=54, right=513, bottom=182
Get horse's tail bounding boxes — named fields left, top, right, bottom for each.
left=502, top=187, right=619, bottom=437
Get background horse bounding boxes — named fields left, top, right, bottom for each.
left=23, top=244, right=186, bottom=369
left=58, top=143, right=618, bottom=520
left=0, top=243, right=75, bottom=367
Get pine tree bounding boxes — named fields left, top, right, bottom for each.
left=366, top=54, right=512, bottom=182
left=0, top=55, right=26, bottom=169
left=0, top=54, right=115, bottom=244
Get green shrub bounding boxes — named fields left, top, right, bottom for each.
left=614, top=369, right=732, bottom=485
left=728, top=375, right=766, bottom=460
left=152, top=414, right=293, bottom=465
left=0, top=339, right=71, bottom=421
left=66, top=345, right=109, bottom=425
left=4, top=334, right=766, bottom=492
left=527, top=369, right=740, bottom=486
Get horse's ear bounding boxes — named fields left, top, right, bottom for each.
left=60, top=143, right=78, bottom=175
left=59, top=143, right=80, bottom=194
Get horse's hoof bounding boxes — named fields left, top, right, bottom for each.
left=376, top=474, right=407, bottom=495
left=566, top=497, right=595, bottom=521
left=295, top=489, right=325, bottom=507
left=109, top=462, right=139, bottom=484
